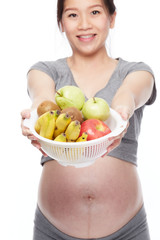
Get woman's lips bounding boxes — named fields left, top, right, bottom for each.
left=77, top=34, right=96, bottom=42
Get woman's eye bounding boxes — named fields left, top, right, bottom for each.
left=68, top=13, right=77, bottom=18
left=91, top=10, right=100, bottom=15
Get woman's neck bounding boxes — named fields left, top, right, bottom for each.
left=68, top=48, right=112, bottom=71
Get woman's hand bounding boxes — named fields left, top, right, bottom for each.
left=21, top=109, right=48, bottom=156
left=102, top=105, right=130, bottom=157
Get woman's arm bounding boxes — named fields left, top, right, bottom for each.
left=21, top=69, right=56, bottom=155
left=111, top=70, right=154, bottom=119
left=27, top=69, right=56, bottom=109
left=104, top=70, right=154, bottom=155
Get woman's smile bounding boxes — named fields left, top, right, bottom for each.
left=77, top=34, right=97, bottom=42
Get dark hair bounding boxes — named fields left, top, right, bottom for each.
left=57, top=0, right=116, bottom=27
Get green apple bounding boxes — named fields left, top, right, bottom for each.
left=82, top=97, right=110, bottom=121
left=55, top=86, right=85, bottom=110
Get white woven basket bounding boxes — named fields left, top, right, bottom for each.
left=24, top=109, right=127, bottom=168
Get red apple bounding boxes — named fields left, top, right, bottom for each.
left=80, top=119, right=111, bottom=141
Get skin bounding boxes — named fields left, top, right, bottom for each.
left=21, top=0, right=154, bottom=238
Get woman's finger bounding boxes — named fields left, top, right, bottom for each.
left=31, top=140, right=41, bottom=149
left=27, top=134, right=38, bottom=141
left=21, top=109, right=31, bottom=120
left=107, top=138, right=121, bottom=153
left=31, top=140, right=48, bottom=157
left=39, top=149, right=48, bottom=157
left=101, top=124, right=128, bottom=158
left=21, top=109, right=47, bottom=156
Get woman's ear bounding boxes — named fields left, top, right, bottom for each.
left=60, top=21, right=64, bottom=32
left=110, top=11, right=117, bottom=29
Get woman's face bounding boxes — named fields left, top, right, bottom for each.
left=61, top=0, right=116, bottom=56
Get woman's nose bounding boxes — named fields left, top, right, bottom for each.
left=78, top=14, right=92, bottom=30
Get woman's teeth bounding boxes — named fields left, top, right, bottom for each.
left=78, top=34, right=96, bottom=39
left=80, top=35, right=94, bottom=38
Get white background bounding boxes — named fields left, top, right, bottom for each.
left=0, top=0, right=159, bottom=239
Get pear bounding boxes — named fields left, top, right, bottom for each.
left=55, top=86, right=85, bottom=110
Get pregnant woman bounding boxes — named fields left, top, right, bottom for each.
left=21, top=0, right=156, bottom=239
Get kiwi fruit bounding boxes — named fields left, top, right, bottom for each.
left=37, top=100, right=61, bottom=116
left=61, top=107, right=83, bottom=123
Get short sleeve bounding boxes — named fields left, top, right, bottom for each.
left=27, top=61, right=57, bottom=81
left=121, top=61, right=157, bottom=105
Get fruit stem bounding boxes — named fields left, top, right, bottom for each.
left=56, top=91, right=62, bottom=97
left=93, top=97, right=96, bottom=103
left=75, top=120, right=80, bottom=125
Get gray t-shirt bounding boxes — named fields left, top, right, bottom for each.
left=28, top=58, right=156, bottom=166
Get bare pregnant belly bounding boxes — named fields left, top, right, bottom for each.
left=38, top=156, right=143, bottom=239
